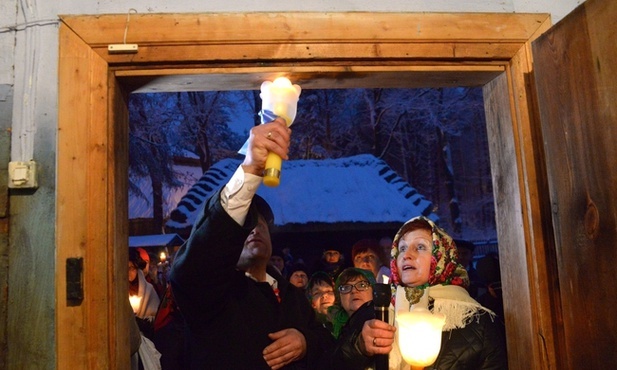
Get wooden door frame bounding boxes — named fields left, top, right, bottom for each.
left=57, top=12, right=558, bottom=369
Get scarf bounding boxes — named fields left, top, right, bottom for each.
left=132, top=269, right=161, bottom=321
left=390, top=216, right=493, bottom=330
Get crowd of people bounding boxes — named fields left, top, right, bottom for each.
left=128, top=117, right=507, bottom=369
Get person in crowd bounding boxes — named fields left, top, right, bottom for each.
left=270, top=248, right=288, bottom=278
left=153, top=256, right=188, bottom=370
left=321, top=267, right=396, bottom=370
left=306, top=271, right=336, bottom=331
left=282, top=247, right=295, bottom=273
left=288, top=263, right=309, bottom=290
left=312, top=248, right=346, bottom=280
left=135, top=247, right=166, bottom=299
left=170, top=118, right=334, bottom=369
left=476, top=252, right=505, bottom=330
left=379, top=236, right=393, bottom=266
left=453, top=239, right=482, bottom=299
left=351, top=238, right=391, bottom=284
left=389, top=216, right=508, bottom=369
left=129, top=248, right=161, bottom=341
left=128, top=298, right=143, bottom=370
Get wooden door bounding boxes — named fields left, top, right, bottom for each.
left=57, top=12, right=555, bottom=369
left=532, top=0, right=617, bottom=368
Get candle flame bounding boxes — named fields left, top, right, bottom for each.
left=129, top=295, right=142, bottom=313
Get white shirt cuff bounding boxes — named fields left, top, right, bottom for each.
left=221, top=166, right=262, bottom=225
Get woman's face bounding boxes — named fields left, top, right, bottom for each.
left=129, top=261, right=138, bottom=282
left=289, top=270, right=308, bottom=289
left=323, top=250, right=341, bottom=263
left=396, top=228, right=433, bottom=287
left=353, top=250, right=380, bottom=277
left=339, top=276, right=373, bottom=316
left=310, top=282, right=335, bottom=315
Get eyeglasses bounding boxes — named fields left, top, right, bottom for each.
left=338, top=280, right=372, bottom=294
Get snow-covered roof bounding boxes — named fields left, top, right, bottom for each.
left=165, top=154, right=437, bottom=235
left=128, top=233, right=185, bottom=248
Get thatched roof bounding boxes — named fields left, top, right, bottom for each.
left=165, top=154, right=437, bottom=236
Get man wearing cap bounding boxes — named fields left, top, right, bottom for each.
left=170, top=118, right=333, bottom=369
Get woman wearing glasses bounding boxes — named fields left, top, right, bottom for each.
left=322, top=267, right=396, bottom=370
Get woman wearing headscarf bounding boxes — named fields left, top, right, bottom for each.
left=321, top=267, right=396, bottom=370
left=129, top=248, right=161, bottom=340
left=389, top=216, right=508, bottom=369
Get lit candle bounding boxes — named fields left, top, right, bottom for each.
left=159, top=251, right=167, bottom=263
left=396, top=308, right=445, bottom=369
left=260, top=77, right=301, bottom=187
left=129, top=295, right=142, bottom=313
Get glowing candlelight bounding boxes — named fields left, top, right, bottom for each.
left=260, top=77, right=301, bottom=187
left=159, top=251, right=167, bottom=262
left=129, top=295, right=142, bottom=313
left=396, top=308, right=445, bottom=369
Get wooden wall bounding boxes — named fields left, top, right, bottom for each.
left=532, top=0, right=617, bottom=367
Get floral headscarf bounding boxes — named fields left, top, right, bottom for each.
left=390, top=216, right=469, bottom=307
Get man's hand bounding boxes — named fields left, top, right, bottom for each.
left=358, top=319, right=396, bottom=356
left=242, top=118, right=291, bottom=176
left=262, top=328, right=307, bottom=369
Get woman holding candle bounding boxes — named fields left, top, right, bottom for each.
left=129, top=248, right=161, bottom=340
left=389, top=216, right=508, bottom=369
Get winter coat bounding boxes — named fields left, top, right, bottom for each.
left=426, top=312, right=508, bottom=370
left=322, top=301, right=377, bottom=370
left=170, top=188, right=334, bottom=369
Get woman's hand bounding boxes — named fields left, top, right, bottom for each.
left=358, top=319, right=396, bottom=356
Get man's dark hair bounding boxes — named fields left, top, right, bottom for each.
left=253, top=194, right=274, bottom=224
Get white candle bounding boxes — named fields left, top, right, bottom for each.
left=129, top=295, right=142, bottom=313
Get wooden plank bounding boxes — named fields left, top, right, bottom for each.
left=61, top=12, right=550, bottom=46
left=108, top=73, right=131, bottom=369
left=92, top=42, right=526, bottom=64
left=507, top=38, right=563, bottom=369
left=483, top=72, right=535, bottom=370
left=532, top=0, right=617, bottom=367
left=117, top=66, right=505, bottom=93
left=57, top=23, right=112, bottom=369
left=57, top=23, right=90, bottom=367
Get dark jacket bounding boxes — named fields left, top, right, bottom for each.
left=170, top=188, right=334, bottom=369
left=323, top=301, right=377, bottom=370
left=428, top=312, right=508, bottom=370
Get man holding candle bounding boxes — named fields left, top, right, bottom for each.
left=170, top=118, right=334, bottom=369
